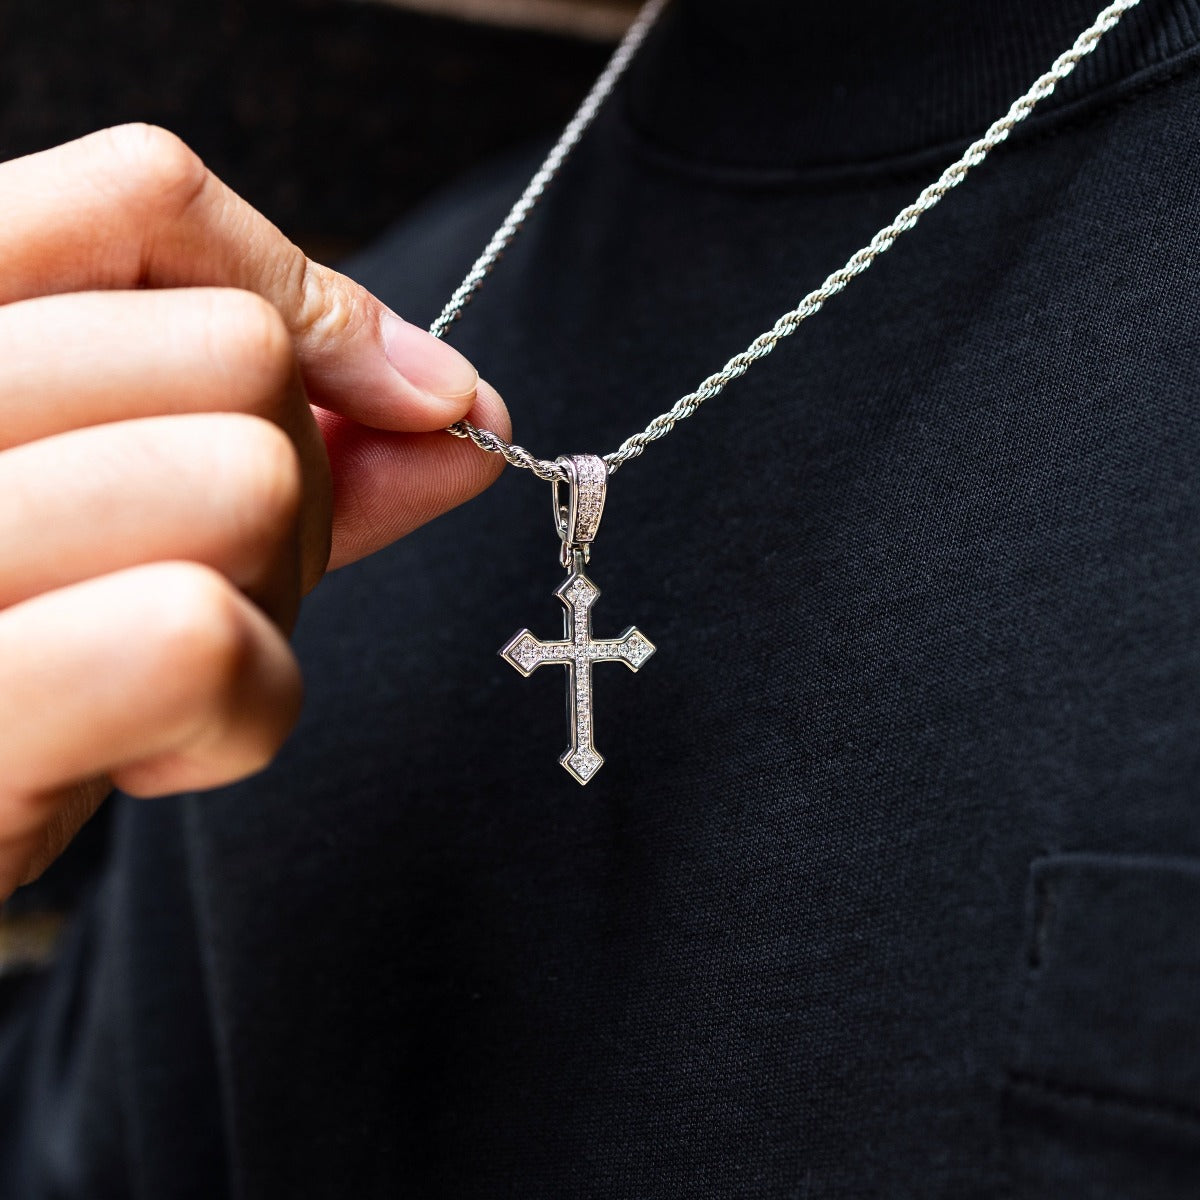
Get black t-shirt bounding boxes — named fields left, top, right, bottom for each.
left=5, top=1, right=1200, bottom=1195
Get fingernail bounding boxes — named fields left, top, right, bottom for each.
left=380, top=310, right=477, bottom=402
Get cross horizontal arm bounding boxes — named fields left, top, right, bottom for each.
left=589, top=627, right=656, bottom=670
left=499, top=630, right=570, bottom=676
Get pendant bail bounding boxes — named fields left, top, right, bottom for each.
left=552, top=454, right=607, bottom=568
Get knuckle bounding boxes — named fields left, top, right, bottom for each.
left=118, top=564, right=304, bottom=796
left=232, top=415, right=305, bottom=544
left=199, top=414, right=304, bottom=559
left=100, top=122, right=208, bottom=216
left=290, top=258, right=363, bottom=342
left=148, top=563, right=255, bottom=709
left=202, top=288, right=296, bottom=412
left=141, top=563, right=297, bottom=773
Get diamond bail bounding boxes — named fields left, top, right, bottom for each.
left=552, top=454, right=607, bottom=567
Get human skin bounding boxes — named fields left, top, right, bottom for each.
left=0, top=124, right=511, bottom=898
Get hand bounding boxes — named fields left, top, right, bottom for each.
left=0, top=125, right=511, bottom=897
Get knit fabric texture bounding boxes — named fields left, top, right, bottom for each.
left=2, top=0, right=1200, bottom=1195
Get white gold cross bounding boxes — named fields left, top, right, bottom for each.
left=500, top=563, right=655, bottom=784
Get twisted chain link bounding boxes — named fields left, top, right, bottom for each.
left=434, top=0, right=670, bottom=482
left=435, top=0, right=1141, bottom=483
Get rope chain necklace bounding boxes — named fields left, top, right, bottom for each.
left=431, top=0, right=1143, bottom=784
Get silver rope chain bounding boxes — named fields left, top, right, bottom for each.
left=433, top=0, right=1142, bottom=484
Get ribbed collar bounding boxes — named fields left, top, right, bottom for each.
left=624, top=0, right=1200, bottom=172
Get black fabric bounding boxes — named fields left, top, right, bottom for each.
left=4, top=0, right=1200, bottom=1195
left=628, top=0, right=1200, bottom=167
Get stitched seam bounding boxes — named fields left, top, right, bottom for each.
left=997, top=866, right=1057, bottom=1200
left=1007, top=1069, right=1200, bottom=1132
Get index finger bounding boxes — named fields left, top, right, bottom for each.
left=0, top=124, right=482, bottom=433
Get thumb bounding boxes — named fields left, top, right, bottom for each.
left=287, top=259, right=487, bottom=435
left=0, top=126, right=493, bottom=436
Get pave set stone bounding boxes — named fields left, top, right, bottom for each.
left=569, top=456, right=607, bottom=544
left=566, top=748, right=602, bottom=781
left=499, top=565, right=655, bottom=785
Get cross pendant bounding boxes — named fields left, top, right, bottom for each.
left=501, top=556, right=654, bottom=783
left=499, top=455, right=654, bottom=784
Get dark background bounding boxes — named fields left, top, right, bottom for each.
left=0, top=0, right=618, bottom=258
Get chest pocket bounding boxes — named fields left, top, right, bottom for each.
left=1004, top=853, right=1200, bottom=1198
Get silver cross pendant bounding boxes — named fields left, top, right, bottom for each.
left=500, top=455, right=655, bottom=784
